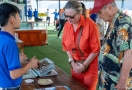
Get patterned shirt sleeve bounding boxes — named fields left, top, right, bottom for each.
left=116, top=15, right=132, bottom=52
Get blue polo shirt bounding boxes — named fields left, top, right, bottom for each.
left=34, top=10, right=38, bottom=18
left=0, top=31, right=22, bottom=88
left=28, top=10, right=32, bottom=18
left=54, top=11, right=58, bottom=19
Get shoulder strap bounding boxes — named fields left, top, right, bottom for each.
left=76, top=26, right=84, bottom=57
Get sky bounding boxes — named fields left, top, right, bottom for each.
left=30, top=0, right=132, bottom=11
left=23, top=0, right=132, bottom=22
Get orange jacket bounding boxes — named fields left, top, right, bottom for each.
left=62, top=15, right=100, bottom=61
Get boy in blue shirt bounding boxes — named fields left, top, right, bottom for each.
left=0, top=3, right=39, bottom=89
left=53, top=9, right=59, bottom=26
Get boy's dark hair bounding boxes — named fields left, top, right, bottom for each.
left=0, top=3, right=20, bottom=27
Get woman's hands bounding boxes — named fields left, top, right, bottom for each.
left=71, top=62, right=86, bottom=73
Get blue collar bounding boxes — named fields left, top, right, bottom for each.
left=0, top=31, right=15, bottom=41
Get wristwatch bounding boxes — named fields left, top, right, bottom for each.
left=68, top=58, right=74, bottom=63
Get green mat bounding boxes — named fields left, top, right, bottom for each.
left=24, top=25, right=71, bottom=75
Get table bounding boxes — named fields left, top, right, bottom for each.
left=26, top=20, right=34, bottom=29
left=15, top=29, right=47, bottom=46
left=16, top=39, right=24, bottom=53
left=21, top=66, right=86, bottom=90
left=22, top=20, right=46, bottom=29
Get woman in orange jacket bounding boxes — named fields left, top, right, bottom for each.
left=62, top=1, right=100, bottom=90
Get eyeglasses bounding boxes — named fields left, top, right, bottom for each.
left=64, top=14, right=77, bottom=19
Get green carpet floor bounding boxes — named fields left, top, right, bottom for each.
left=24, top=25, right=71, bottom=75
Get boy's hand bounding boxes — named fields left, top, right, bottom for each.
left=19, top=53, right=28, bottom=63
